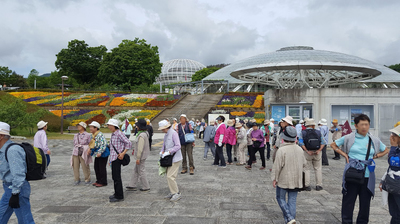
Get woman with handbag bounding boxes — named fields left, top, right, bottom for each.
left=107, top=119, right=132, bottom=203
left=71, top=122, right=92, bottom=185
left=178, top=114, right=195, bottom=175
left=246, top=122, right=266, bottom=170
left=126, top=119, right=150, bottom=192
left=88, top=121, right=109, bottom=188
left=158, top=120, right=183, bottom=202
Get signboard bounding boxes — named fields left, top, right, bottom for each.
left=271, top=105, right=286, bottom=122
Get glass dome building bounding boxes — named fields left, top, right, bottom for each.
left=156, top=59, right=206, bottom=85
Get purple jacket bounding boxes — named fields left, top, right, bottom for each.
left=224, top=126, right=237, bottom=145
left=251, top=129, right=265, bottom=148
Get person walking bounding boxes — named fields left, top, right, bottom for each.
left=158, top=120, right=183, bottom=202
left=330, top=119, right=342, bottom=160
left=34, top=120, right=51, bottom=167
left=121, top=118, right=133, bottom=140
left=203, top=120, right=216, bottom=160
left=127, top=119, right=150, bottom=192
left=146, top=119, right=153, bottom=151
left=236, top=122, right=247, bottom=166
left=246, top=123, right=266, bottom=170
left=213, top=116, right=227, bottom=168
left=299, top=118, right=326, bottom=191
left=199, top=119, right=206, bottom=139
left=177, top=114, right=195, bottom=175
left=0, top=122, right=35, bottom=224
left=107, top=119, right=132, bottom=203
left=272, top=126, right=306, bottom=224
left=88, top=121, right=109, bottom=188
left=331, top=114, right=388, bottom=224
left=71, top=122, right=92, bottom=185
left=319, top=119, right=329, bottom=166
left=380, top=124, right=400, bottom=224
left=225, top=119, right=237, bottom=165
left=261, top=120, right=272, bottom=161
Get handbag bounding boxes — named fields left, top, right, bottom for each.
left=253, top=140, right=262, bottom=148
left=345, top=137, right=371, bottom=185
left=111, top=142, right=130, bottom=166
left=160, top=154, right=175, bottom=167
left=182, top=125, right=195, bottom=143
left=382, top=169, right=400, bottom=195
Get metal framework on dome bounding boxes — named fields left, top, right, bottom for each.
left=156, top=59, right=205, bottom=85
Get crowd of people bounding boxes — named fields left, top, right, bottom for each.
left=1, top=112, right=400, bottom=224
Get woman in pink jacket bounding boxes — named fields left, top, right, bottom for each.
left=224, top=119, right=237, bottom=165
left=213, top=116, right=227, bottom=168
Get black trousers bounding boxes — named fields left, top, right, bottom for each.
left=199, top=131, right=204, bottom=139
left=248, top=146, right=266, bottom=167
left=149, top=138, right=152, bottom=151
left=266, top=142, right=271, bottom=160
left=94, top=157, right=108, bottom=185
left=341, top=179, right=372, bottom=224
left=334, top=150, right=341, bottom=159
left=111, top=159, right=124, bottom=199
left=226, top=144, right=233, bottom=163
left=321, top=145, right=329, bottom=165
left=388, top=193, right=400, bottom=224
left=213, top=144, right=226, bottom=166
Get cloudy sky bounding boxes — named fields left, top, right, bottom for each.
left=1, top=0, right=400, bottom=76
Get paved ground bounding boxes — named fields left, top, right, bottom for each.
left=2, top=135, right=392, bottom=224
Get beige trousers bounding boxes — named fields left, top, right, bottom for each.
left=129, top=159, right=150, bottom=189
left=166, top=161, right=181, bottom=194
left=304, top=151, right=323, bottom=187
left=237, top=142, right=247, bottom=164
left=73, top=155, right=90, bottom=182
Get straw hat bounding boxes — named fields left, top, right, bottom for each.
left=0, top=122, right=10, bottom=136
left=89, top=121, right=101, bottom=129
left=158, top=120, right=171, bottom=130
left=281, top=116, right=293, bottom=126
left=106, top=119, right=119, bottom=128
left=37, top=120, right=48, bottom=129
left=332, top=119, right=338, bottom=124
left=305, top=118, right=316, bottom=126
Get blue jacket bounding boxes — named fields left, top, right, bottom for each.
left=0, top=140, right=27, bottom=194
left=178, top=123, right=192, bottom=146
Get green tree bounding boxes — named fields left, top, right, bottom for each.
left=0, top=66, right=12, bottom=85
left=191, top=67, right=220, bottom=82
left=55, top=39, right=107, bottom=85
left=98, top=38, right=162, bottom=91
left=389, top=64, right=400, bottom=73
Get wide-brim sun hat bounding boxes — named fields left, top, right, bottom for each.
left=158, top=120, right=171, bottom=130
left=37, top=120, right=48, bottom=129
left=390, top=125, right=400, bottom=137
left=227, top=120, right=234, bottom=127
left=282, top=126, right=297, bottom=142
left=320, top=118, right=328, bottom=126
left=235, top=122, right=242, bottom=128
left=77, top=122, right=87, bottom=129
left=300, top=120, right=304, bottom=124
left=270, top=118, right=275, bottom=122
left=264, top=120, right=270, bottom=125
left=281, top=116, right=293, bottom=126
left=0, top=122, right=11, bottom=136
left=106, top=119, right=120, bottom=128
left=305, top=118, right=316, bottom=126
left=89, top=121, right=101, bottom=129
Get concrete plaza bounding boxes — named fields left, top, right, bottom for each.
left=3, top=134, right=392, bottom=224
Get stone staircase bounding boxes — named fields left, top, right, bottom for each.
left=152, top=94, right=223, bottom=132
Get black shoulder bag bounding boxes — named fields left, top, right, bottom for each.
left=344, top=137, right=371, bottom=185
left=111, top=141, right=130, bottom=166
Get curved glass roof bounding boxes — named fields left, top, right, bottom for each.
left=156, top=59, right=205, bottom=85
left=204, top=46, right=400, bottom=84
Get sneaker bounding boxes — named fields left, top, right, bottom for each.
left=109, top=197, right=124, bottom=203
left=288, top=219, right=296, bottom=224
left=245, top=165, right=252, bottom=170
left=203, top=157, right=207, bottom=161
left=218, top=165, right=227, bottom=168
left=170, top=193, right=181, bottom=202
left=333, top=157, right=340, bottom=160
left=164, top=193, right=174, bottom=199
left=140, top=188, right=150, bottom=192
left=181, top=169, right=187, bottom=174
left=259, top=167, right=266, bottom=170
left=126, top=186, right=138, bottom=191
left=304, top=186, right=312, bottom=191
left=316, top=186, right=323, bottom=191
left=236, top=163, right=244, bottom=166
left=85, top=181, right=91, bottom=185
left=109, top=195, right=116, bottom=199
left=74, top=181, right=80, bottom=186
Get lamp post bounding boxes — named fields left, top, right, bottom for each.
left=60, top=76, right=68, bottom=134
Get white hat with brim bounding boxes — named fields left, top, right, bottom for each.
left=37, top=120, right=48, bottom=129
left=106, top=119, right=120, bottom=128
left=264, top=120, right=270, bottom=125
left=320, top=119, right=328, bottom=126
left=390, top=125, right=400, bottom=137
left=89, top=121, right=101, bottom=129
left=305, top=119, right=316, bottom=126
left=77, top=122, right=87, bottom=129
left=270, top=118, right=275, bottom=122
left=180, top=114, right=187, bottom=120
left=158, top=120, right=171, bottom=130
left=281, top=116, right=293, bottom=126
left=0, top=122, right=11, bottom=136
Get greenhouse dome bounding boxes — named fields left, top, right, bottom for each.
left=156, top=59, right=205, bottom=85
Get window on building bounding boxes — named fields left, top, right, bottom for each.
left=331, top=105, right=374, bottom=128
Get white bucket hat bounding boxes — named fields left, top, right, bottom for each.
left=270, top=118, right=275, bottom=122
left=305, top=118, right=317, bottom=126
left=390, top=125, right=400, bottom=137
left=300, top=120, right=304, bottom=124
left=320, top=119, right=328, bottom=126
left=77, top=122, right=87, bottom=129
left=89, top=121, right=101, bottom=129
left=180, top=114, right=188, bottom=120
left=158, top=120, right=171, bottom=130
left=0, top=122, right=11, bottom=136
left=37, top=120, right=48, bottom=129
left=281, top=116, right=293, bottom=126
left=106, top=119, right=120, bottom=128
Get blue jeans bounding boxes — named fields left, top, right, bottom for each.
left=46, top=154, right=50, bottom=167
left=203, top=142, right=215, bottom=158
left=276, top=186, right=298, bottom=223
left=0, top=181, right=35, bottom=224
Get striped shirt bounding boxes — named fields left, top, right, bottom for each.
left=109, top=129, right=132, bottom=162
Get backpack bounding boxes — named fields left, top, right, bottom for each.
left=302, top=129, right=321, bottom=150
left=6, top=143, right=47, bottom=181
left=390, top=147, right=400, bottom=171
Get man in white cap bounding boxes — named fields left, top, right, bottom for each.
left=298, top=118, right=326, bottom=191
left=0, top=122, right=35, bottom=223
left=319, top=119, right=329, bottom=166
left=177, top=114, right=195, bottom=175
left=34, top=120, right=51, bottom=167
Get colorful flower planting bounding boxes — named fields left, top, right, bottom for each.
left=216, top=93, right=264, bottom=108
left=229, top=111, right=265, bottom=124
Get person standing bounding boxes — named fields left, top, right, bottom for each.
left=34, top=120, right=51, bottom=167
left=88, top=121, right=109, bottom=188
left=225, top=119, right=237, bottom=165
left=203, top=120, right=216, bottom=160
left=146, top=119, right=153, bottom=151
left=295, top=120, right=304, bottom=140
left=133, top=118, right=138, bottom=136
left=299, top=118, right=326, bottom=191
left=330, top=119, right=342, bottom=160
left=172, top=118, right=178, bottom=131
left=261, top=120, right=272, bottom=161
left=246, top=123, right=266, bottom=170
left=331, top=114, right=388, bottom=224
left=121, top=118, right=133, bottom=140
left=0, top=122, right=35, bottom=224
left=272, top=116, right=293, bottom=162
left=199, top=119, right=206, bottom=139
left=107, top=119, right=132, bottom=203
left=272, top=126, right=306, bottom=224
left=71, top=122, right=92, bottom=185
left=127, top=119, right=150, bottom=192
left=319, top=119, right=329, bottom=166
left=213, top=116, right=227, bottom=168
left=234, top=118, right=240, bottom=162
left=177, top=114, right=195, bottom=175
left=236, top=122, right=247, bottom=165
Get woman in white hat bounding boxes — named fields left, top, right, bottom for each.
left=71, top=122, right=92, bottom=185
left=88, top=121, right=109, bottom=188
left=158, top=120, right=183, bottom=202
left=34, top=120, right=51, bottom=167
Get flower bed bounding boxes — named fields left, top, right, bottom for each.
left=216, top=93, right=264, bottom=108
